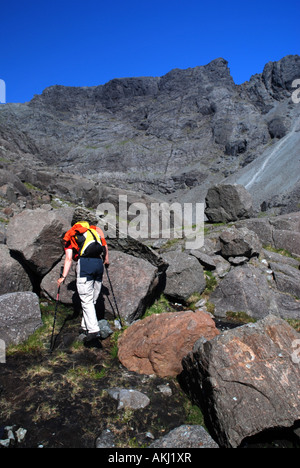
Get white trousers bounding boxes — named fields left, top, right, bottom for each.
left=76, top=258, right=103, bottom=334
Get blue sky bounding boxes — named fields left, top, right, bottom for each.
left=1, top=0, right=299, bottom=103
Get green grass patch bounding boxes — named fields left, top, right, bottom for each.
left=7, top=300, right=75, bottom=356
left=66, top=365, right=105, bottom=381
left=286, top=319, right=300, bottom=333
left=143, top=295, right=175, bottom=318
left=264, top=245, right=300, bottom=261
left=182, top=394, right=205, bottom=426
left=204, top=270, right=217, bottom=293
left=186, top=292, right=202, bottom=310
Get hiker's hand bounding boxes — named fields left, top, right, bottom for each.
left=57, top=277, right=65, bottom=287
left=104, top=261, right=110, bottom=269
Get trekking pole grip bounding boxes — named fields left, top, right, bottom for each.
left=57, top=266, right=64, bottom=295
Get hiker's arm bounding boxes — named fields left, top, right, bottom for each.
left=57, top=249, right=73, bottom=286
left=96, top=226, right=109, bottom=266
left=103, top=245, right=109, bottom=267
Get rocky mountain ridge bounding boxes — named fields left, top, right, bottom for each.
left=0, top=54, right=299, bottom=214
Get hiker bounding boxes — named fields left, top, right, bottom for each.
left=57, top=221, right=109, bottom=341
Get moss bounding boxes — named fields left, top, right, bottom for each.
left=24, top=182, right=42, bottom=191
left=206, top=301, right=215, bottom=314
left=183, top=399, right=205, bottom=426
left=225, top=311, right=256, bottom=324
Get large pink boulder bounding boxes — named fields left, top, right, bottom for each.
left=118, top=310, right=219, bottom=377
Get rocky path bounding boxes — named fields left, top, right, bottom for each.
left=1, top=302, right=299, bottom=449
left=0, top=305, right=206, bottom=449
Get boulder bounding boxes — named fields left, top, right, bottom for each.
left=0, top=169, right=29, bottom=199
left=98, top=319, right=113, bottom=339
left=6, top=207, right=74, bottom=276
left=270, top=211, right=300, bottom=231
left=205, top=184, right=254, bottom=223
left=219, top=226, right=262, bottom=259
left=213, top=255, right=231, bottom=278
left=102, top=250, right=159, bottom=323
left=271, top=292, right=300, bottom=321
left=149, top=425, right=219, bottom=448
left=41, top=259, right=77, bottom=305
left=118, top=310, right=220, bottom=377
left=210, top=263, right=300, bottom=320
left=107, top=388, right=150, bottom=410
left=181, top=315, right=300, bottom=448
left=95, top=429, right=115, bottom=448
left=236, top=212, right=300, bottom=256
left=163, top=251, right=206, bottom=303
left=210, top=264, right=272, bottom=320
left=189, top=250, right=216, bottom=270
left=0, top=244, right=32, bottom=295
left=188, top=234, right=231, bottom=278
left=262, top=247, right=300, bottom=268
left=0, top=184, right=19, bottom=203
left=268, top=117, right=287, bottom=139
left=0, top=292, right=42, bottom=346
left=228, top=256, right=248, bottom=266
left=270, top=261, right=300, bottom=298
left=236, top=217, right=274, bottom=246
left=272, top=229, right=300, bottom=257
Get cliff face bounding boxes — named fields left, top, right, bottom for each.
left=0, top=55, right=299, bottom=211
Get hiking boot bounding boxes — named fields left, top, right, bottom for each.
left=84, top=331, right=101, bottom=342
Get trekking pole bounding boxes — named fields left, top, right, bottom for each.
left=50, top=266, right=64, bottom=353
left=104, top=265, right=123, bottom=328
